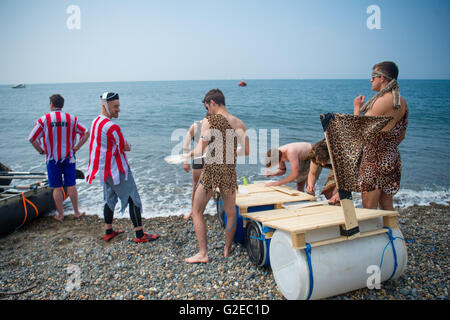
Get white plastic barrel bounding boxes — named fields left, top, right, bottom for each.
left=269, top=218, right=408, bottom=300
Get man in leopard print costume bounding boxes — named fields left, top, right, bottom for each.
left=184, top=89, right=250, bottom=263
left=354, top=61, right=409, bottom=210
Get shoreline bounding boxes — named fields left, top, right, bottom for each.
left=0, top=203, right=448, bottom=300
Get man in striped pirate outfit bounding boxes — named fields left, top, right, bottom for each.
left=86, top=92, right=159, bottom=243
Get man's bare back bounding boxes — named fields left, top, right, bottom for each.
left=206, top=111, right=249, bottom=157
left=279, top=142, right=312, bottom=163
left=265, top=142, right=313, bottom=190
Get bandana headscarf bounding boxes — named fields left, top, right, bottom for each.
left=100, top=92, right=119, bottom=116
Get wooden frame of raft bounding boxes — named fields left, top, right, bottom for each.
left=228, top=183, right=399, bottom=250
left=241, top=205, right=398, bottom=250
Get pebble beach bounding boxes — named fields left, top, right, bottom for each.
left=0, top=203, right=448, bottom=300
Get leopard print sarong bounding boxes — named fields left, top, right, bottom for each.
left=359, top=108, right=408, bottom=195
left=321, top=113, right=392, bottom=192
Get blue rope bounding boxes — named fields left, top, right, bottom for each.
left=226, top=216, right=237, bottom=233
left=217, top=199, right=236, bottom=233
left=379, top=227, right=414, bottom=281
left=262, top=226, right=274, bottom=234
left=385, top=227, right=398, bottom=280
left=304, top=243, right=314, bottom=300
left=218, top=199, right=238, bottom=233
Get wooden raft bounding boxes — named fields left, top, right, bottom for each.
left=241, top=204, right=399, bottom=250
left=234, top=183, right=316, bottom=215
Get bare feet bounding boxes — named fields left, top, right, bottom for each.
left=53, top=214, right=64, bottom=221
left=185, top=252, right=209, bottom=264
left=183, top=210, right=193, bottom=221
left=224, top=245, right=234, bottom=258
left=74, top=211, right=85, bottom=218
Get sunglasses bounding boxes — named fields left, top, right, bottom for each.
left=371, top=70, right=385, bottom=80
left=371, top=74, right=382, bottom=80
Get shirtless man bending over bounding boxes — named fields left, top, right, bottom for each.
left=265, top=142, right=320, bottom=191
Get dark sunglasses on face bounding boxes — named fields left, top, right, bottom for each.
left=371, top=74, right=382, bottom=80
left=371, top=70, right=385, bottom=80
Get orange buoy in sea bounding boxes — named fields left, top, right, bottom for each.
left=238, top=80, right=247, bottom=87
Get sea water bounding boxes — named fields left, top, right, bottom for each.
left=0, top=79, right=448, bottom=217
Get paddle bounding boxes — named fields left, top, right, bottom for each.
left=0, top=171, right=49, bottom=175
left=8, top=184, right=41, bottom=190
left=0, top=175, right=46, bottom=180
left=0, top=169, right=85, bottom=180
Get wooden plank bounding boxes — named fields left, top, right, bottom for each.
left=323, top=131, right=338, bottom=188
left=236, top=184, right=274, bottom=195
left=340, top=199, right=360, bottom=239
left=383, top=216, right=398, bottom=229
left=294, top=228, right=389, bottom=250
left=267, top=216, right=346, bottom=234
left=242, top=205, right=398, bottom=227
left=291, top=232, right=306, bottom=249
left=241, top=208, right=292, bottom=221
left=283, top=200, right=329, bottom=210
left=241, top=205, right=337, bottom=222
left=239, top=207, right=248, bottom=227
left=259, top=205, right=396, bottom=221
left=239, top=207, right=248, bottom=214
left=236, top=191, right=315, bottom=208
left=264, top=231, right=274, bottom=239
left=263, top=207, right=398, bottom=234
left=269, top=186, right=301, bottom=196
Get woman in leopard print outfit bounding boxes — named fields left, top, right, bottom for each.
left=354, top=61, right=409, bottom=210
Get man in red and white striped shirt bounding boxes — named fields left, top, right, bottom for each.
left=28, top=94, right=89, bottom=221
left=86, top=92, right=159, bottom=243
left=85, top=96, right=130, bottom=186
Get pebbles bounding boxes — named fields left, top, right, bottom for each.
left=0, top=204, right=448, bottom=300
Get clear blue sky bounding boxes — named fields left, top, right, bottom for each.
left=0, top=0, right=449, bottom=84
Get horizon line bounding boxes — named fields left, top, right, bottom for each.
left=2, top=77, right=449, bottom=86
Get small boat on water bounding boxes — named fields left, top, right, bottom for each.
left=238, top=80, right=247, bottom=87
left=0, top=162, right=72, bottom=236
left=11, top=84, right=26, bottom=89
